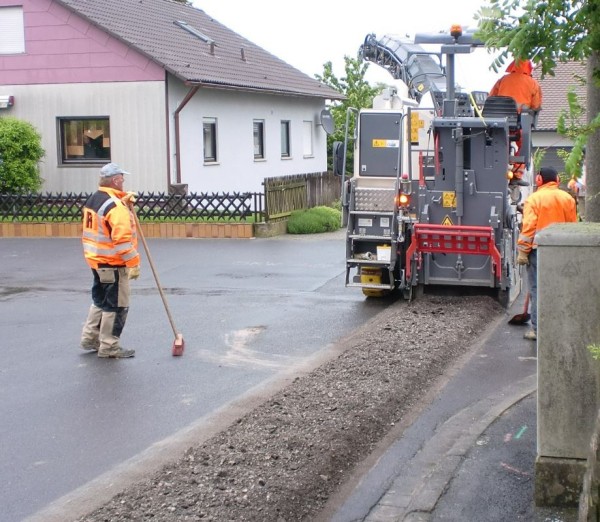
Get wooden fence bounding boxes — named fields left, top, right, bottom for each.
left=264, top=171, right=341, bottom=220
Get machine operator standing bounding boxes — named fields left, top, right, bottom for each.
left=517, top=167, right=577, bottom=341
left=80, top=163, right=140, bottom=358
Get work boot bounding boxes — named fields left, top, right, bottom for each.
left=509, top=178, right=530, bottom=187
left=97, top=310, right=133, bottom=358
left=523, top=329, right=537, bottom=340
left=80, top=341, right=99, bottom=352
left=98, top=347, right=135, bottom=358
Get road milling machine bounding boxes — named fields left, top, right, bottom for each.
left=334, top=26, right=535, bottom=305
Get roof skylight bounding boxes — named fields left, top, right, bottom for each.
left=174, top=20, right=214, bottom=44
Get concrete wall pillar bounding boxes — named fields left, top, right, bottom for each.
left=535, top=222, right=600, bottom=507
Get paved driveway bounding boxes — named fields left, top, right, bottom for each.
left=0, top=232, right=390, bottom=521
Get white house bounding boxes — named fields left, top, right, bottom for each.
left=0, top=0, right=343, bottom=194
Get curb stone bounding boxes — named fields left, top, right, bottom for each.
left=364, top=374, right=537, bottom=521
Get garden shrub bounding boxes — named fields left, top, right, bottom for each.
left=287, top=205, right=342, bottom=234
left=0, top=117, right=45, bottom=194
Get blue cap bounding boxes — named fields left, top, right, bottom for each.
left=100, top=163, right=129, bottom=177
left=539, top=167, right=558, bottom=183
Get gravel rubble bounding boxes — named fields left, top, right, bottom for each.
left=78, top=293, right=503, bottom=522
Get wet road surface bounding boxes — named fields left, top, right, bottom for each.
left=0, top=232, right=391, bottom=521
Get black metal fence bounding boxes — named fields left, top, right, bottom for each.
left=0, top=191, right=265, bottom=222
left=0, top=172, right=341, bottom=223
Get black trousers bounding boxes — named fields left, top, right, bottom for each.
left=90, top=267, right=130, bottom=338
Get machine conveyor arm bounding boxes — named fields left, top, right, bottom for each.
left=360, top=34, right=447, bottom=103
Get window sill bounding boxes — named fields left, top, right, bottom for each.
left=281, top=156, right=293, bottom=161
left=303, top=155, right=315, bottom=159
left=254, top=158, right=267, bottom=163
left=59, top=162, right=107, bottom=168
left=203, top=161, right=220, bottom=166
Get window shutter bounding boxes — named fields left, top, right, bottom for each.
left=303, top=121, right=313, bottom=157
left=0, top=7, right=25, bottom=54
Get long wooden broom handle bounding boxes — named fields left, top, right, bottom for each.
left=131, top=208, right=179, bottom=338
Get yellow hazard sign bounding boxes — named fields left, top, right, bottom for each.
left=441, top=215, right=453, bottom=226
left=372, top=139, right=399, bottom=148
left=410, top=112, right=425, bottom=143
left=442, top=191, right=456, bottom=208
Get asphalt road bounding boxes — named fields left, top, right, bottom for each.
left=0, top=231, right=389, bottom=522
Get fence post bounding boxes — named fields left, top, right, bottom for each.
left=168, top=183, right=188, bottom=215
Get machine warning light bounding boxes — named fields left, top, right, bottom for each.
left=450, top=25, right=462, bottom=38
left=396, top=193, right=410, bottom=207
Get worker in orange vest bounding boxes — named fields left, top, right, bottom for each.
left=490, top=58, right=542, bottom=113
left=490, top=59, right=542, bottom=186
left=80, top=163, right=140, bottom=358
left=517, top=167, right=577, bottom=341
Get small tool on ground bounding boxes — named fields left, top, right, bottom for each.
left=130, top=202, right=185, bottom=356
left=508, top=291, right=531, bottom=325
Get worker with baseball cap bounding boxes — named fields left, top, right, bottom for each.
left=99, top=162, right=129, bottom=177
left=80, top=162, right=140, bottom=358
left=517, top=166, right=577, bottom=341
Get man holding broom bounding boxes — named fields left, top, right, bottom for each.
left=80, top=163, right=140, bottom=358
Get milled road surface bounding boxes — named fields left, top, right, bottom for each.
left=71, top=293, right=503, bottom=522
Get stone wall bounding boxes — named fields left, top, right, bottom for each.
left=579, top=407, right=600, bottom=520
left=535, top=222, right=600, bottom=508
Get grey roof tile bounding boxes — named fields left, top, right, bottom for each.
left=55, top=0, right=343, bottom=100
left=533, top=61, right=587, bottom=131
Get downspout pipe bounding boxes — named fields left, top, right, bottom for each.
left=174, top=85, right=200, bottom=184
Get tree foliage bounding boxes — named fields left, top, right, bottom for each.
left=315, top=56, right=379, bottom=174
left=475, top=0, right=600, bottom=221
left=476, top=0, right=596, bottom=74
left=556, top=86, right=588, bottom=178
left=0, top=117, right=45, bottom=194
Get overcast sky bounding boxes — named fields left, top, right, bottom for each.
left=191, top=0, right=506, bottom=92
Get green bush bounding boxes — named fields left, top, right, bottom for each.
left=287, top=206, right=342, bottom=234
left=0, top=117, right=45, bottom=194
left=330, top=198, right=342, bottom=212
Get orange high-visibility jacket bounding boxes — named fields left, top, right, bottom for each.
left=82, top=187, right=139, bottom=269
left=517, top=182, right=577, bottom=255
left=489, top=60, right=542, bottom=113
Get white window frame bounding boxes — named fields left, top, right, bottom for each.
left=203, top=117, right=218, bottom=163
left=0, top=7, right=25, bottom=54
left=280, top=120, right=291, bottom=159
left=253, top=119, right=265, bottom=160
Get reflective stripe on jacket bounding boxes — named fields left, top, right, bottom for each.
left=82, top=187, right=139, bottom=269
left=517, top=182, right=577, bottom=255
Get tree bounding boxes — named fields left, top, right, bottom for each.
left=315, top=56, right=380, bottom=174
left=0, top=117, right=45, bottom=194
left=557, top=86, right=587, bottom=179
left=475, top=0, right=600, bottom=221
